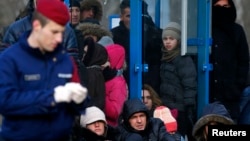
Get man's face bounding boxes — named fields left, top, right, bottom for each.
left=34, top=20, right=65, bottom=53
left=86, top=121, right=106, bottom=136
left=69, top=6, right=81, bottom=25
left=81, top=8, right=95, bottom=20
left=129, top=112, right=147, bottom=131
left=120, top=7, right=130, bottom=29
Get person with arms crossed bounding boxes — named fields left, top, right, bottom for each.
left=0, top=0, right=89, bottom=141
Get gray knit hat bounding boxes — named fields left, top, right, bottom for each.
left=162, top=22, right=181, bottom=40
left=80, top=106, right=107, bottom=127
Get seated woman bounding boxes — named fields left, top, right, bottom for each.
left=142, top=84, right=178, bottom=118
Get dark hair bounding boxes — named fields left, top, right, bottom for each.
left=69, top=0, right=81, bottom=8
left=120, top=0, right=130, bottom=14
left=80, top=0, right=103, bottom=21
left=82, top=37, right=95, bottom=66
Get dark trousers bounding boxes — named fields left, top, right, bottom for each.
left=177, top=111, right=195, bottom=141
left=239, top=86, right=250, bottom=124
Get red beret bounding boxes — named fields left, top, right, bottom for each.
left=36, top=0, right=69, bottom=26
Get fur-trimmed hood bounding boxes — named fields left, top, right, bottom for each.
left=192, top=102, right=235, bottom=140
left=76, top=23, right=112, bottom=41
left=80, top=0, right=103, bottom=21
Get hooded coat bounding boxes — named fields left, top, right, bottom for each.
left=75, top=21, right=114, bottom=111
left=80, top=0, right=103, bottom=22
left=104, top=44, right=128, bottom=127
left=81, top=37, right=108, bottom=111
left=209, top=0, right=249, bottom=121
left=192, top=102, right=235, bottom=141
left=115, top=98, right=175, bottom=141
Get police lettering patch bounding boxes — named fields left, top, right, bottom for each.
left=58, top=73, right=72, bottom=78
left=24, top=74, right=40, bottom=81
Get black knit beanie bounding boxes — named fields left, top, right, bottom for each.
left=69, top=0, right=81, bottom=8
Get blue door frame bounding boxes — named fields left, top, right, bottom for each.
left=66, top=0, right=212, bottom=117
left=196, top=0, right=212, bottom=117
left=129, top=0, right=212, bottom=117
left=129, top=0, right=143, bottom=99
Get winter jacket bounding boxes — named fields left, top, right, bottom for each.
left=76, top=22, right=112, bottom=111
left=0, top=31, right=89, bottom=141
left=111, top=16, right=162, bottom=94
left=210, top=0, right=249, bottom=120
left=160, top=55, right=197, bottom=111
left=115, top=98, right=175, bottom=141
left=75, top=22, right=112, bottom=60
left=104, top=44, right=128, bottom=127
left=111, top=21, right=130, bottom=88
left=82, top=39, right=108, bottom=111
left=2, top=15, right=79, bottom=59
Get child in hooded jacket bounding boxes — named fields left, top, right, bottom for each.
left=103, top=43, right=128, bottom=127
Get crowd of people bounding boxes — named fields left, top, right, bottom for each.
left=0, top=0, right=249, bottom=141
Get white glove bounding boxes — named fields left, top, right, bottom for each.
left=54, top=86, right=72, bottom=103
left=64, top=82, right=88, bottom=104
